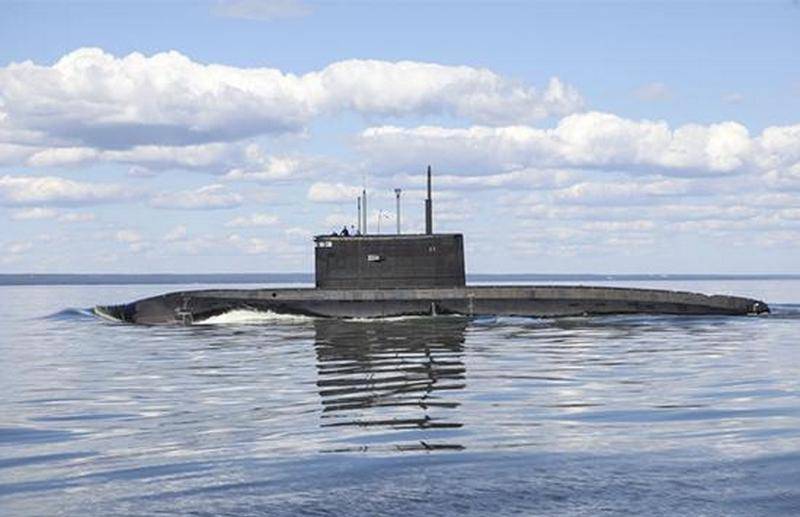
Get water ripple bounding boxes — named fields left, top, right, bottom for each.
left=1, top=284, right=800, bottom=515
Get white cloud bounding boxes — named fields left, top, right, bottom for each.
left=284, top=226, right=310, bottom=239
left=163, top=225, right=188, bottom=242
left=222, top=151, right=356, bottom=185
left=226, top=233, right=302, bottom=256
left=0, top=48, right=583, bottom=151
left=746, top=193, right=798, bottom=208
left=225, top=212, right=279, bottom=227
left=19, top=142, right=241, bottom=172
left=58, top=212, right=95, bottom=223
left=757, top=230, right=800, bottom=249
left=223, top=152, right=308, bottom=182
left=553, top=178, right=706, bottom=206
left=102, top=143, right=238, bottom=170
left=161, top=233, right=220, bottom=255
left=115, top=229, right=142, bottom=243
left=5, top=240, right=33, bottom=254
left=26, top=147, right=100, bottom=167
left=8, top=207, right=96, bottom=222
left=9, top=207, right=58, bottom=220
left=757, top=124, right=800, bottom=171
left=500, top=176, right=800, bottom=249
left=127, top=165, right=159, bottom=178
left=150, top=184, right=243, bottom=210
left=307, top=182, right=361, bottom=203
left=0, top=143, right=35, bottom=165
left=584, top=220, right=656, bottom=232
left=391, top=168, right=578, bottom=191
left=114, top=229, right=151, bottom=253
left=0, top=175, right=132, bottom=205
left=357, top=112, right=800, bottom=178
left=214, top=0, right=312, bottom=20
left=313, top=65, right=582, bottom=124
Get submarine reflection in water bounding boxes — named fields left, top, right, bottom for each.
left=313, top=317, right=468, bottom=452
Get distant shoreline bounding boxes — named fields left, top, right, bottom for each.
left=1, top=273, right=799, bottom=286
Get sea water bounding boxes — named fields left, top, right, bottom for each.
left=0, top=278, right=799, bottom=516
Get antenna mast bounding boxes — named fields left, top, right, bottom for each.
left=357, top=196, right=362, bottom=234
left=394, top=188, right=402, bottom=234
left=362, top=189, right=367, bottom=234
left=425, top=165, right=433, bottom=235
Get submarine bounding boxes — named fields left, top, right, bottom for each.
left=95, top=167, right=769, bottom=325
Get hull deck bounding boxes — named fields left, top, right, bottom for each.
left=95, top=285, right=769, bottom=325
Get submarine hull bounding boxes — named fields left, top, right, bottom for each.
left=95, top=285, right=769, bottom=325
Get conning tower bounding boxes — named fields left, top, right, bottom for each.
left=314, top=166, right=466, bottom=289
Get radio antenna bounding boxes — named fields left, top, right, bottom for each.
left=425, top=165, right=433, bottom=235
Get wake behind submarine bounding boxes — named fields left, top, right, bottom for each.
left=96, top=167, right=769, bottom=325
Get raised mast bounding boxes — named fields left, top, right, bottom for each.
left=425, top=165, right=433, bottom=235
left=357, top=196, right=362, bottom=234
left=362, top=189, right=367, bottom=234
left=394, top=188, right=402, bottom=234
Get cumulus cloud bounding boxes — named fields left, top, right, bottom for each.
left=101, top=143, right=239, bottom=170
left=162, top=225, right=188, bottom=242
left=17, top=141, right=243, bottom=173
left=226, top=233, right=302, bottom=256
left=757, top=124, right=800, bottom=171
left=115, top=229, right=142, bottom=243
left=504, top=206, right=787, bottom=258
left=9, top=207, right=58, bottom=220
left=4, top=240, right=33, bottom=254
left=26, top=147, right=100, bottom=167
left=222, top=151, right=315, bottom=182
left=8, top=207, right=96, bottom=222
left=498, top=171, right=800, bottom=250
left=307, top=182, right=362, bottom=203
left=553, top=179, right=707, bottom=206
left=114, top=229, right=151, bottom=253
left=391, top=168, right=578, bottom=191
left=0, top=48, right=583, bottom=152
left=150, top=184, right=243, bottom=210
left=58, top=212, right=95, bottom=223
left=0, top=143, right=36, bottom=166
left=358, top=112, right=800, bottom=178
left=0, top=175, right=132, bottom=206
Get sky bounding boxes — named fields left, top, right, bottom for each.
left=0, top=0, right=799, bottom=274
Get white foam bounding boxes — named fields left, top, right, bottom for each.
left=195, top=309, right=315, bottom=325
left=196, top=310, right=467, bottom=325
left=92, top=306, right=124, bottom=323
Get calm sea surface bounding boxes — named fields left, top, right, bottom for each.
left=1, top=278, right=799, bottom=516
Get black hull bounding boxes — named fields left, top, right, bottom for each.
left=95, top=285, right=769, bottom=325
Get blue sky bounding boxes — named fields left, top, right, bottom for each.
left=1, top=0, right=799, bottom=274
